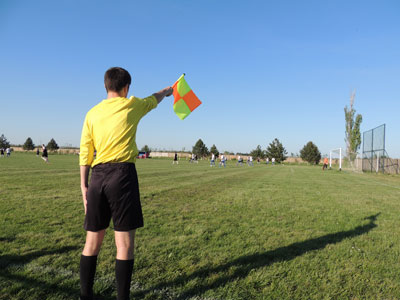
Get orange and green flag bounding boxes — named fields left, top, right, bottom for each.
left=172, top=74, right=202, bottom=120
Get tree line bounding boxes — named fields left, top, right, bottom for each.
left=180, top=138, right=290, bottom=163
left=2, top=95, right=362, bottom=164
left=142, top=138, right=325, bottom=164
left=0, top=134, right=59, bottom=151
left=178, top=138, right=340, bottom=165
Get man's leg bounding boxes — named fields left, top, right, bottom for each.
left=115, top=230, right=135, bottom=300
left=80, top=230, right=106, bottom=300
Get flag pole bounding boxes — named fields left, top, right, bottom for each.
left=175, top=73, right=185, bottom=84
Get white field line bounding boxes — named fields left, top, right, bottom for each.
left=352, top=175, right=400, bottom=191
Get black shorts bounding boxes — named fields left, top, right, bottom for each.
left=84, top=162, right=143, bottom=232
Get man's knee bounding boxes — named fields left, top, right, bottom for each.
left=83, top=243, right=102, bottom=256
left=115, top=230, right=135, bottom=260
left=117, top=243, right=134, bottom=254
left=83, top=230, right=105, bottom=256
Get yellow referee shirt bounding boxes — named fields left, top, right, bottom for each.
left=79, top=95, right=157, bottom=167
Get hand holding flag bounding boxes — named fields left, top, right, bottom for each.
left=172, top=74, right=202, bottom=120
left=153, top=86, right=173, bottom=103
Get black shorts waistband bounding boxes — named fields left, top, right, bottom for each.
left=92, top=162, right=135, bottom=171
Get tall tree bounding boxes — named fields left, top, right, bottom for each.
left=300, top=141, right=321, bottom=165
left=250, top=145, right=265, bottom=160
left=0, top=134, right=10, bottom=149
left=192, top=139, right=209, bottom=157
left=23, top=137, right=35, bottom=150
left=209, top=144, right=219, bottom=157
left=344, top=91, right=363, bottom=163
left=46, top=138, right=59, bottom=151
left=265, top=138, right=287, bottom=163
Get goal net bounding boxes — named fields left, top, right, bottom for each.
left=329, top=148, right=342, bottom=171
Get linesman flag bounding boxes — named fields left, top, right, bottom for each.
left=172, top=74, right=202, bottom=120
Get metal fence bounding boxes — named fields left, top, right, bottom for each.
left=362, top=124, right=398, bottom=174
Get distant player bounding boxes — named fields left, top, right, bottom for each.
left=271, top=157, right=275, bottom=165
left=248, top=156, right=254, bottom=166
left=210, top=153, right=215, bottom=167
left=172, top=152, right=178, bottom=165
left=41, top=144, right=48, bottom=163
left=236, top=155, right=243, bottom=166
left=6, top=147, right=11, bottom=157
left=0, top=148, right=4, bottom=157
left=323, top=157, right=329, bottom=170
left=266, top=157, right=269, bottom=164
left=219, top=154, right=226, bottom=167
left=36, top=148, right=40, bottom=157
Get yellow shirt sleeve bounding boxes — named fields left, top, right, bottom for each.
left=79, top=113, right=95, bottom=166
left=130, top=95, right=158, bottom=113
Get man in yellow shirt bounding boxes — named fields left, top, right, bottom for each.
left=79, top=67, right=172, bottom=300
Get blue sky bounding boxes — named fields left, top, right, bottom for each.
left=1, top=0, right=399, bottom=156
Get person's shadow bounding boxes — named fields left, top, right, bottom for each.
left=0, top=245, right=80, bottom=298
left=134, top=213, right=380, bottom=299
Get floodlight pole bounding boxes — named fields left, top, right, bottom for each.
left=339, top=147, right=342, bottom=171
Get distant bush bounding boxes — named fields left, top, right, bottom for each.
left=23, top=137, right=35, bottom=150
left=210, top=144, right=219, bottom=157
left=265, top=138, right=288, bottom=163
left=192, top=139, right=209, bottom=158
left=250, top=145, right=265, bottom=160
left=47, top=138, right=59, bottom=151
left=300, top=141, right=321, bottom=165
left=0, top=134, right=10, bottom=149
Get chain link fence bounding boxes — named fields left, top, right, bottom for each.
left=362, top=124, right=398, bottom=174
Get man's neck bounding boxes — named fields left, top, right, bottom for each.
left=106, top=85, right=129, bottom=99
left=107, top=91, right=125, bottom=99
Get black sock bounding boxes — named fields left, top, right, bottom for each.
left=115, top=259, right=134, bottom=300
left=80, top=254, right=98, bottom=299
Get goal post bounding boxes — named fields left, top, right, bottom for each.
left=329, top=148, right=342, bottom=171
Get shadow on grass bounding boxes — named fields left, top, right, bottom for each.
left=0, top=245, right=80, bottom=298
left=134, top=213, right=380, bottom=299
left=0, top=236, right=16, bottom=243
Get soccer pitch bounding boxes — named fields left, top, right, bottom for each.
left=1, top=153, right=400, bottom=300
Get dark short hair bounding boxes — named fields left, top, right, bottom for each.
left=104, top=67, right=132, bottom=92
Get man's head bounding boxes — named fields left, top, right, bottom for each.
left=104, top=67, right=132, bottom=95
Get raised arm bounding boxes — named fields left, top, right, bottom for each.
left=152, top=86, right=173, bottom=104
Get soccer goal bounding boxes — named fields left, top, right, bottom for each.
left=329, top=148, right=342, bottom=171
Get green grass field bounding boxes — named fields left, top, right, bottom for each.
left=1, top=152, right=400, bottom=300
